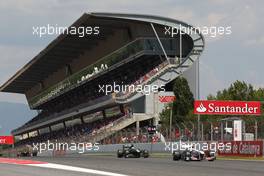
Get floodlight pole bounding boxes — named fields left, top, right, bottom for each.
left=197, top=57, right=201, bottom=141
left=210, top=122, right=213, bottom=141
left=255, top=119, right=258, bottom=140
left=201, top=122, right=204, bottom=141
left=221, top=121, right=224, bottom=141
left=169, top=107, right=172, bottom=141
left=180, top=28, right=182, bottom=63
left=188, top=121, right=195, bottom=141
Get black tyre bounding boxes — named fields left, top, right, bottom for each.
left=142, top=150, right=149, bottom=158
left=173, top=152, right=181, bottom=161
left=208, top=157, right=216, bottom=161
left=183, top=152, right=191, bottom=161
left=117, top=150, right=123, bottom=158
left=32, top=151, right=38, bottom=157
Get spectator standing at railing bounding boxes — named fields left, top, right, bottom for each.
left=127, top=107, right=133, bottom=117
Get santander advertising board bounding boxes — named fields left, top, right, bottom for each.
left=194, top=100, right=261, bottom=115
left=0, top=136, right=14, bottom=145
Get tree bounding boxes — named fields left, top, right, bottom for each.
left=160, top=76, right=194, bottom=128
left=173, top=76, right=194, bottom=123
left=205, top=80, right=264, bottom=138
left=159, top=103, right=172, bottom=129
left=212, top=80, right=254, bottom=101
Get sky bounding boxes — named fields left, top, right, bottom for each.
left=0, top=0, right=263, bottom=104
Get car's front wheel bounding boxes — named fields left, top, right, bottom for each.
left=173, top=152, right=181, bottom=161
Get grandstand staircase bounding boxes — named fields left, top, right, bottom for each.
left=88, top=113, right=153, bottom=143
left=114, top=36, right=204, bottom=104
left=114, top=58, right=192, bottom=104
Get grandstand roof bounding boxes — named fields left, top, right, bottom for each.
left=0, top=12, right=204, bottom=94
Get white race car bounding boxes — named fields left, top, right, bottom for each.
left=173, top=149, right=216, bottom=161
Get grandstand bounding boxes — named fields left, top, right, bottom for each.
left=0, top=13, right=204, bottom=146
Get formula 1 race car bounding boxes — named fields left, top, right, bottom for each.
left=16, top=145, right=38, bottom=157
left=117, top=144, right=149, bottom=158
left=173, top=149, right=216, bottom=161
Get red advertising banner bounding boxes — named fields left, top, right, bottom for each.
left=0, top=136, right=14, bottom=145
left=194, top=100, right=261, bottom=115
left=218, top=141, right=263, bottom=157
left=159, top=96, right=176, bottom=103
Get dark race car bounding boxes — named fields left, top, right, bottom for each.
left=117, top=144, right=149, bottom=158
left=173, top=149, right=216, bottom=161
left=17, top=145, right=38, bottom=157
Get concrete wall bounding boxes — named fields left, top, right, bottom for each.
left=37, top=142, right=210, bottom=156
left=38, top=142, right=170, bottom=157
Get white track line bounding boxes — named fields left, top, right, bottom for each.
left=27, top=163, right=129, bottom=176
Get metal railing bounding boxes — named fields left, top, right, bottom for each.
left=115, top=60, right=179, bottom=103
left=13, top=95, right=113, bottom=134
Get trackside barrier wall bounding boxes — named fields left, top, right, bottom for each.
left=38, top=143, right=169, bottom=156
left=36, top=142, right=211, bottom=156
left=37, top=141, right=264, bottom=157
left=218, top=141, right=264, bottom=157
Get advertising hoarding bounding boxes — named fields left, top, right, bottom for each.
left=194, top=100, right=261, bottom=115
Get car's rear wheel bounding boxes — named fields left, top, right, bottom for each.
left=117, top=150, right=123, bottom=158
left=32, top=151, right=38, bottom=157
left=173, top=152, right=181, bottom=161
left=142, top=150, right=149, bottom=158
left=208, top=157, right=216, bottom=161
left=136, top=153, right=141, bottom=158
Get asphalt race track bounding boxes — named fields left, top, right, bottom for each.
left=1, top=155, right=264, bottom=176
left=0, top=163, right=99, bottom=176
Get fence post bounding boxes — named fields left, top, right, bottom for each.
left=210, top=122, right=213, bottom=141
left=263, top=140, right=264, bottom=158
left=201, top=123, right=204, bottom=141
left=255, top=120, right=258, bottom=140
